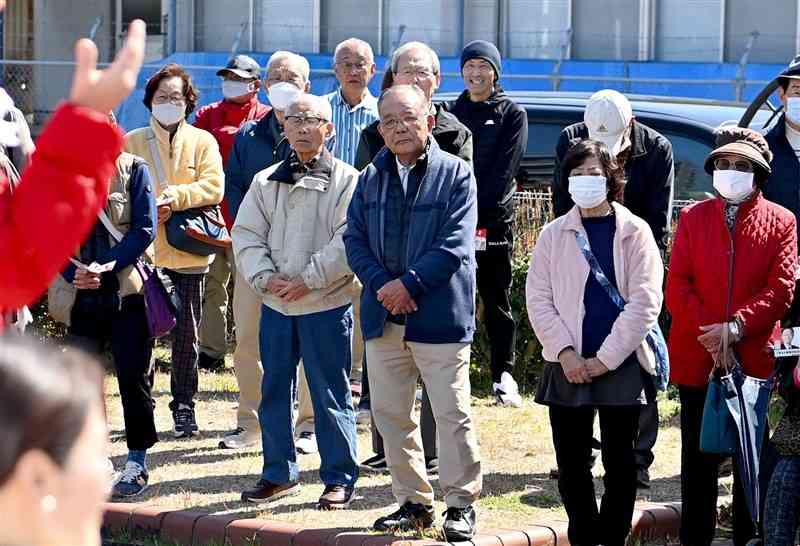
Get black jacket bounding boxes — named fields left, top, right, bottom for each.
left=763, top=115, right=800, bottom=233
left=443, top=89, right=528, bottom=230
left=354, top=104, right=473, bottom=171
left=551, top=120, right=674, bottom=250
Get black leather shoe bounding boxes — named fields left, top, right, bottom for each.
left=373, top=502, right=435, bottom=532
left=443, top=505, right=476, bottom=541
left=241, top=479, right=299, bottom=503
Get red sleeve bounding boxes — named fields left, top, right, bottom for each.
left=0, top=102, right=123, bottom=309
left=734, top=215, right=797, bottom=335
left=193, top=104, right=213, bottom=131
left=665, top=208, right=709, bottom=332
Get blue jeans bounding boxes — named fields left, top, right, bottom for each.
left=764, top=455, right=800, bottom=546
left=258, top=304, right=358, bottom=486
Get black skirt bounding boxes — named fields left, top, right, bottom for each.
left=535, top=354, right=655, bottom=407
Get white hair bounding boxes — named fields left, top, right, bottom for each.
left=377, top=84, right=428, bottom=116
left=334, top=38, right=375, bottom=63
left=266, top=51, right=311, bottom=82
left=286, top=93, right=333, bottom=122
left=391, top=41, right=440, bottom=75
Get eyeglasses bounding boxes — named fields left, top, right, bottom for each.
left=285, top=115, right=327, bottom=129
left=336, top=61, right=370, bottom=72
left=397, top=68, right=435, bottom=79
left=152, top=94, right=186, bottom=106
left=380, top=116, right=423, bottom=131
left=714, top=157, right=753, bottom=172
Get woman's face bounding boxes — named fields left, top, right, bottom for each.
left=569, top=155, right=605, bottom=178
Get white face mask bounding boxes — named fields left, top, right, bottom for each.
left=568, top=175, right=608, bottom=209
left=787, top=97, right=800, bottom=125
left=222, top=80, right=254, bottom=100
left=713, top=169, right=755, bottom=203
left=151, top=103, right=185, bottom=126
left=268, top=82, right=303, bottom=111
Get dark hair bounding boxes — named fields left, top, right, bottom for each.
left=381, top=69, right=394, bottom=92
left=560, top=139, right=625, bottom=204
left=143, top=63, right=199, bottom=116
left=0, top=339, right=104, bottom=487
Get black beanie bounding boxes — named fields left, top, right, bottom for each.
left=460, top=40, right=502, bottom=79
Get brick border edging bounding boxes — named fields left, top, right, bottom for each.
left=102, top=501, right=681, bottom=545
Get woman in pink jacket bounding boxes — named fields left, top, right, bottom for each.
left=526, top=139, right=663, bottom=546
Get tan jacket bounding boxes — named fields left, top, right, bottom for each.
left=232, top=150, right=358, bottom=316
left=525, top=202, right=663, bottom=373
left=125, top=117, right=224, bottom=271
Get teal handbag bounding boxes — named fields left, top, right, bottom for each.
left=699, top=331, right=738, bottom=454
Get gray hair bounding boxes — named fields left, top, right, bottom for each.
left=377, top=84, right=428, bottom=116
left=266, top=51, right=311, bottom=82
left=391, top=41, right=440, bottom=75
left=286, top=93, right=333, bottom=122
left=334, top=38, right=375, bottom=63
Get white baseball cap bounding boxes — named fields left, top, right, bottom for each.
left=584, top=89, right=633, bottom=156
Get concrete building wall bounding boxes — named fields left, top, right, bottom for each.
left=383, top=0, right=461, bottom=56
left=255, top=0, right=319, bottom=53
left=507, top=0, right=570, bottom=60
left=464, top=0, right=498, bottom=49
left=656, top=0, right=721, bottom=62
left=320, top=0, right=380, bottom=55
left=724, top=0, right=797, bottom=63
left=571, top=0, right=640, bottom=60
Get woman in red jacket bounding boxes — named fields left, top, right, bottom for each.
left=0, top=17, right=146, bottom=332
left=666, top=127, right=797, bottom=546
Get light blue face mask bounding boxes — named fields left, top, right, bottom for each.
left=787, top=97, right=800, bottom=125
left=222, top=80, right=254, bottom=100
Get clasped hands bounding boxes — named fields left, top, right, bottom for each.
left=377, top=279, right=418, bottom=316
left=265, top=274, right=312, bottom=302
left=558, top=349, right=609, bottom=384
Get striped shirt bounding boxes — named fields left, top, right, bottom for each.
left=325, top=88, right=379, bottom=167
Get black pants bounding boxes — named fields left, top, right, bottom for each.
left=550, top=403, right=641, bottom=546
left=68, top=293, right=157, bottom=451
left=363, top=356, right=437, bottom=459
left=634, top=396, right=659, bottom=470
left=679, top=385, right=757, bottom=546
left=476, top=224, right=516, bottom=383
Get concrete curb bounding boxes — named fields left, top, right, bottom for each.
left=103, top=501, right=682, bottom=545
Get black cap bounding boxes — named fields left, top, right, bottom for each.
left=217, top=54, right=261, bottom=79
left=460, top=40, right=502, bottom=78
left=778, top=55, right=800, bottom=83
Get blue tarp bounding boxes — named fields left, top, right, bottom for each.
left=115, top=51, right=787, bottom=133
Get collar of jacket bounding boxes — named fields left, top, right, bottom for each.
left=454, top=86, right=506, bottom=108
left=711, top=189, right=764, bottom=219
left=372, top=137, right=436, bottom=175
left=559, top=201, right=640, bottom=240
left=149, top=115, right=186, bottom=147
left=628, top=120, right=649, bottom=159
left=269, top=146, right=334, bottom=186
left=254, top=109, right=283, bottom=140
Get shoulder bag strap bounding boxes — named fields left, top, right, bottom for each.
left=146, top=129, right=168, bottom=190
left=97, top=209, right=125, bottom=243
left=574, top=230, right=626, bottom=311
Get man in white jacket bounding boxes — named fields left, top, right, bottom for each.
left=233, top=93, right=359, bottom=510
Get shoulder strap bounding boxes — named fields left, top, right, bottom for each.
left=98, top=209, right=124, bottom=243
left=146, top=129, right=168, bottom=189
left=574, top=230, right=626, bottom=311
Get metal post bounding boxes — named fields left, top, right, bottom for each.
left=457, top=0, right=465, bottom=56
left=168, top=0, right=177, bottom=54
left=734, top=30, right=759, bottom=103
left=551, top=27, right=572, bottom=91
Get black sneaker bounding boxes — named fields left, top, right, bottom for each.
left=442, top=505, right=476, bottom=542
left=112, top=461, right=149, bottom=498
left=360, top=453, right=388, bottom=473
left=425, top=457, right=439, bottom=475
left=198, top=352, right=226, bottom=372
left=373, top=501, right=435, bottom=532
left=172, top=404, right=198, bottom=438
left=636, top=467, right=651, bottom=490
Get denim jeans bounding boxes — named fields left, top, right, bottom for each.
left=764, top=455, right=800, bottom=546
left=258, top=304, right=358, bottom=486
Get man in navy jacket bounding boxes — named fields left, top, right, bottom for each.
left=344, top=85, right=482, bottom=541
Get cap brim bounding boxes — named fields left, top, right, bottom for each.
left=217, top=68, right=258, bottom=79
left=704, top=142, right=772, bottom=176
left=588, top=130, right=625, bottom=156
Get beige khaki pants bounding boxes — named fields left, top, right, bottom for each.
left=367, top=322, right=482, bottom=507
left=295, top=362, right=315, bottom=435
left=232, top=272, right=264, bottom=432
left=199, top=247, right=233, bottom=359
left=351, top=284, right=364, bottom=383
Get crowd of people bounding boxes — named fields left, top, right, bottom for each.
left=4, top=10, right=800, bottom=545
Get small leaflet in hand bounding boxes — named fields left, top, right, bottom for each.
left=69, top=257, right=116, bottom=274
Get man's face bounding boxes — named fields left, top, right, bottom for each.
left=780, top=79, right=800, bottom=105
left=334, top=46, right=376, bottom=98
left=222, top=72, right=260, bottom=103
left=462, top=58, right=495, bottom=97
left=393, top=50, right=440, bottom=102
left=265, top=61, right=310, bottom=93
left=378, top=91, right=435, bottom=159
left=284, top=100, right=333, bottom=157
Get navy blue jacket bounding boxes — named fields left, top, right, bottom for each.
left=62, top=158, right=157, bottom=283
left=225, top=110, right=290, bottom=222
left=763, top=115, right=800, bottom=235
left=344, top=138, right=478, bottom=344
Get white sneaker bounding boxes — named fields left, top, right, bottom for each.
left=219, top=427, right=260, bottom=449
left=295, top=431, right=318, bottom=454
left=493, top=372, right=523, bottom=408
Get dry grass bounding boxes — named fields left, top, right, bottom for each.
left=104, top=351, right=687, bottom=536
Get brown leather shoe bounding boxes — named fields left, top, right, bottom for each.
left=241, top=479, right=299, bottom=503
left=317, top=484, right=355, bottom=510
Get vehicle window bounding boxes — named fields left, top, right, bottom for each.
left=526, top=122, right=568, bottom=156
left=658, top=131, right=713, bottom=202
left=516, top=121, right=570, bottom=191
